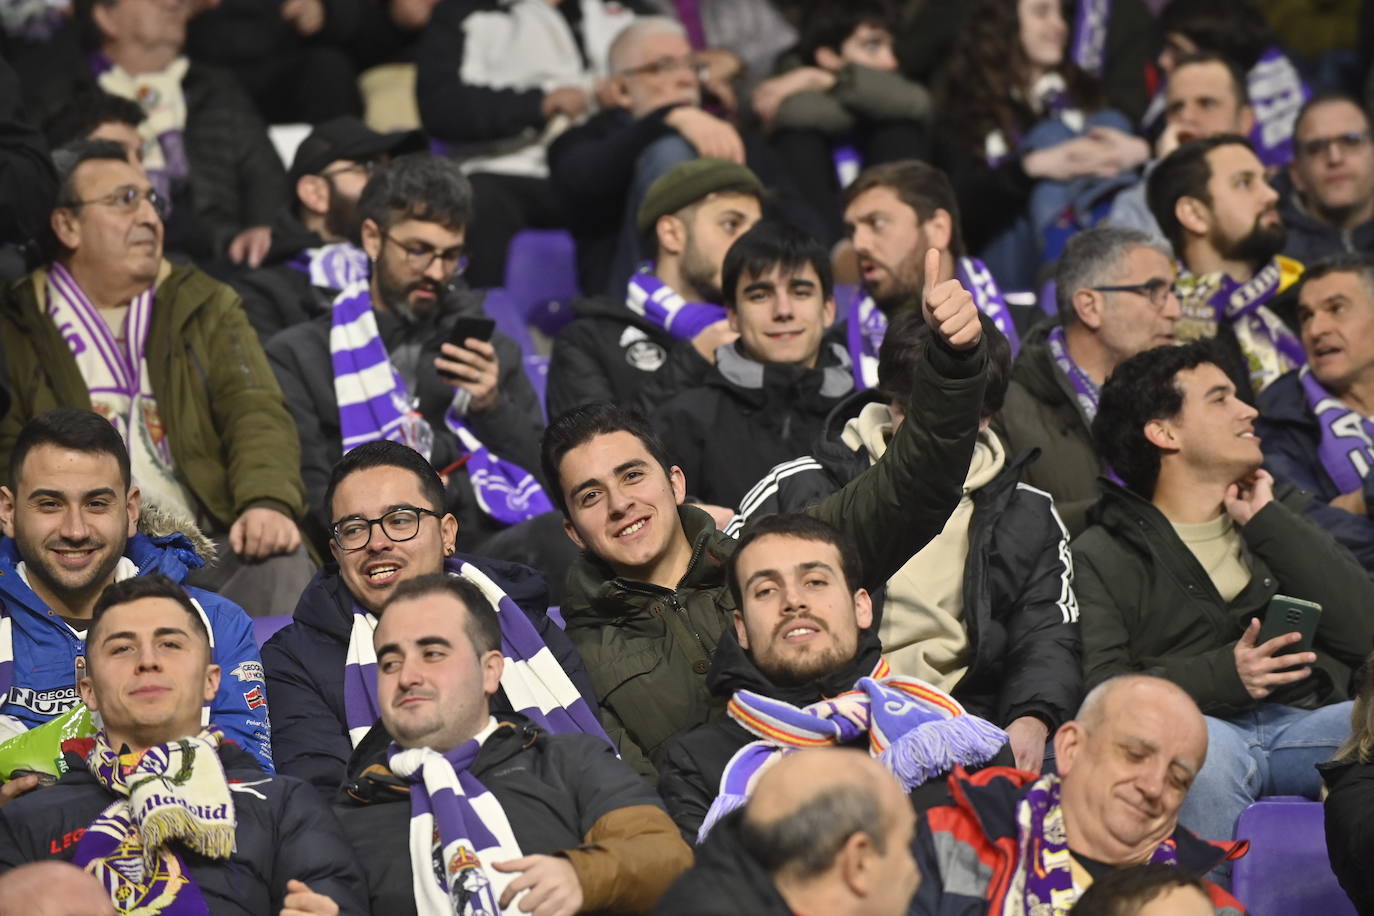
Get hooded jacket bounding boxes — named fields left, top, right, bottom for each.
left=0, top=262, right=305, bottom=534
left=229, top=209, right=337, bottom=344
left=0, top=511, right=272, bottom=771
left=265, top=285, right=546, bottom=553
left=994, top=320, right=1103, bottom=536
left=0, top=742, right=367, bottom=915
left=1255, top=369, right=1374, bottom=576
left=1073, top=479, right=1374, bottom=716
left=913, top=766, right=1247, bottom=915
left=261, top=555, right=594, bottom=799
left=334, top=713, right=692, bottom=916
left=731, top=390, right=1081, bottom=733
left=562, top=337, right=987, bottom=779
left=1319, top=758, right=1374, bottom=915
left=655, top=339, right=857, bottom=508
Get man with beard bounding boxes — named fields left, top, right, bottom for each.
left=0, top=409, right=271, bottom=776
left=267, top=155, right=552, bottom=559
left=841, top=160, right=1019, bottom=389
left=1076, top=339, right=1374, bottom=845
left=1279, top=94, right=1374, bottom=264
left=1147, top=135, right=1305, bottom=398
left=0, top=140, right=312, bottom=618
left=657, top=512, right=1010, bottom=843
left=547, top=158, right=763, bottom=421
left=233, top=118, right=425, bottom=343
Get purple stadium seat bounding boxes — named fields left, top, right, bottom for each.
left=503, top=229, right=580, bottom=337
left=251, top=615, right=292, bottom=647
left=481, top=287, right=537, bottom=356
left=1230, top=796, right=1357, bottom=916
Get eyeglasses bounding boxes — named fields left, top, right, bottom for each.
left=618, top=54, right=709, bottom=82
left=1296, top=131, right=1372, bottom=160
left=1092, top=278, right=1177, bottom=309
left=320, top=160, right=380, bottom=180
left=330, top=506, right=442, bottom=551
left=382, top=231, right=468, bottom=276
left=65, top=185, right=168, bottom=219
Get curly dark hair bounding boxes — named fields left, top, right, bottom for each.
left=1092, top=339, right=1231, bottom=498
left=938, top=0, right=1104, bottom=160
left=1157, top=0, right=1273, bottom=74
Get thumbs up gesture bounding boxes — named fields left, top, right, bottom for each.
left=922, top=248, right=981, bottom=351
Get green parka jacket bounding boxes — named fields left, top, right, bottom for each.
left=0, top=262, right=304, bottom=528
left=1073, top=479, right=1374, bottom=717
left=562, top=338, right=989, bottom=777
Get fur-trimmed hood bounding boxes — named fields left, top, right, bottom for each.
left=135, top=502, right=216, bottom=565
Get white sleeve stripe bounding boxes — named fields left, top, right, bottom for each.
left=736, top=457, right=826, bottom=520
left=1016, top=482, right=1079, bottom=624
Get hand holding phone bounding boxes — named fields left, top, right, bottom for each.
left=437, top=316, right=496, bottom=383
left=1234, top=596, right=1322, bottom=700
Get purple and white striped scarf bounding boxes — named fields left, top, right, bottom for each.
left=1069, top=0, right=1112, bottom=78
left=1177, top=259, right=1306, bottom=393
left=1247, top=46, right=1311, bottom=169
left=698, top=667, right=1006, bottom=842
left=342, top=559, right=609, bottom=749
left=1001, top=773, right=1179, bottom=915
left=626, top=264, right=726, bottom=341
left=846, top=257, right=1020, bottom=389
left=389, top=729, right=522, bottom=916
left=1046, top=325, right=1102, bottom=421
left=74, top=728, right=234, bottom=916
left=1300, top=366, right=1374, bottom=495
left=289, top=242, right=371, bottom=292
left=329, top=283, right=551, bottom=526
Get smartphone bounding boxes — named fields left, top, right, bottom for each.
left=1256, top=595, right=1322, bottom=658
left=438, top=317, right=496, bottom=382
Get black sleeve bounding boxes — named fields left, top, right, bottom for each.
left=546, top=321, right=620, bottom=420
left=261, top=633, right=353, bottom=801
left=656, top=739, right=715, bottom=844
left=415, top=0, right=547, bottom=143
left=269, top=777, right=371, bottom=916
left=554, top=735, right=671, bottom=832
left=265, top=326, right=339, bottom=532
left=0, top=53, right=56, bottom=249
left=548, top=107, right=677, bottom=202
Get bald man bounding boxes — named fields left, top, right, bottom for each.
left=914, top=676, right=1247, bottom=914
left=0, top=861, right=114, bottom=916
left=656, top=749, right=920, bottom=916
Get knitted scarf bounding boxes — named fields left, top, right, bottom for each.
left=1299, top=366, right=1374, bottom=495
left=625, top=264, right=725, bottom=341
left=698, top=666, right=1007, bottom=842
left=342, top=559, right=608, bottom=749
left=329, top=282, right=551, bottom=525
left=846, top=258, right=1019, bottom=389
left=1000, top=773, right=1179, bottom=916
left=1247, top=47, right=1310, bottom=169
left=389, top=731, right=523, bottom=916
left=1046, top=325, right=1101, bottom=422
left=289, top=242, right=371, bottom=292
left=1069, top=0, right=1112, bottom=78
left=96, top=56, right=190, bottom=201
left=1175, top=259, right=1305, bottom=394
left=73, top=728, right=235, bottom=916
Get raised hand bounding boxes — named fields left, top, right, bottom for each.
left=921, top=247, right=981, bottom=350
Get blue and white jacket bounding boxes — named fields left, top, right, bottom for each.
left=0, top=530, right=273, bottom=771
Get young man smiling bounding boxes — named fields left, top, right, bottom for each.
left=542, top=244, right=987, bottom=776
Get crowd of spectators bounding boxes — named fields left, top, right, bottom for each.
left=3, top=0, right=1374, bottom=914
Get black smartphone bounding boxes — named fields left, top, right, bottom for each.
left=1256, top=594, right=1322, bottom=658
left=438, top=317, right=496, bottom=382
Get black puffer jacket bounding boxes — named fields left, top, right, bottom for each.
left=228, top=209, right=336, bottom=343
left=1320, top=758, right=1374, bottom=915
left=652, top=808, right=792, bottom=916
left=0, top=743, right=368, bottom=915
left=654, top=338, right=856, bottom=508
left=262, top=556, right=594, bottom=800
left=733, top=390, right=1081, bottom=731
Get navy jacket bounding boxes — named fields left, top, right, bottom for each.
left=1256, top=369, right=1374, bottom=577
left=261, top=554, right=596, bottom=798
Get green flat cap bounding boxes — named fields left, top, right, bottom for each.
left=636, top=157, right=764, bottom=233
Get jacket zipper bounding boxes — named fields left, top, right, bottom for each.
left=668, top=591, right=709, bottom=661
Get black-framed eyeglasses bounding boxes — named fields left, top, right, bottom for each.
left=1092, top=278, right=1176, bottom=309
left=330, top=506, right=442, bottom=551
left=64, top=185, right=169, bottom=220
left=618, top=54, right=709, bottom=82
left=320, top=159, right=381, bottom=180
left=1296, top=131, right=1372, bottom=160
left=382, top=231, right=468, bottom=276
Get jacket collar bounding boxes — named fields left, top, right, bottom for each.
left=713, top=339, right=854, bottom=401
left=0, top=532, right=192, bottom=612
left=705, top=614, right=885, bottom=704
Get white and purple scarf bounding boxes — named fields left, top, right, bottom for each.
left=329, top=283, right=552, bottom=526
left=1175, top=259, right=1305, bottom=394
left=845, top=257, right=1020, bottom=389
left=1001, top=773, right=1179, bottom=916
left=1300, top=366, right=1374, bottom=495
left=389, top=729, right=523, bottom=916
left=289, top=242, right=371, bottom=292
left=1247, top=46, right=1311, bottom=169
left=625, top=264, right=725, bottom=341
left=74, top=728, right=235, bottom=916
left=698, top=663, right=1007, bottom=842
left=95, top=56, right=190, bottom=204
left=1046, top=325, right=1102, bottom=422
left=342, top=559, right=608, bottom=749
left=1069, top=0, right=1112, bottom=78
